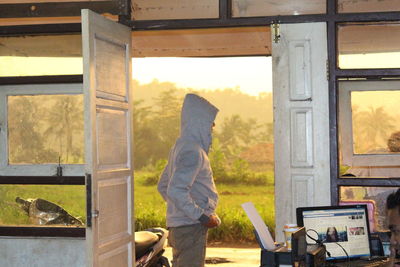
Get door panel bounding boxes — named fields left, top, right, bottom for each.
left=96, top=108, right=128, bottom=168
left=82, top=9, right=133, bottom=267
left=98, top=244, right=131, bottom=267
left=95, top=37, right=128, bottom=100
left=272, top=23, right=330, bottom=241
left=97, top=175, right=131, bottom=248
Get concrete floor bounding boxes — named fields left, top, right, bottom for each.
left=164, top=246, right=261, bottom=267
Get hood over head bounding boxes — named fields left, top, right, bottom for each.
left=180, top=94, right=219, bottom=153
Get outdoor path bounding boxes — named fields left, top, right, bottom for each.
left=164, top=246, right=260, bottom=267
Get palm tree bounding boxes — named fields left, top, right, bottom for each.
left=42, top=95, right=84, bottom=164
left=354, top=106, right=395, bottom=153
left=7, top=96, right=53, bottom=164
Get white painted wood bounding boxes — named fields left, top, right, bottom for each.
left=289, top=40, right=312, bottom=100
left=291, top=174, right=314, bottom=219
left=290, top=108, right=313, bottom=167
left=339, top=80, right=400, bottom=166
left=272, top=23, right=330, bottom=241
left=82, top=9, right=133, bottom=267
left=0, top=83, right=84, bottom=176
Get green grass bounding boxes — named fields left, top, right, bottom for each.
left=134, top=173, right=275, bottom=244
left=0, top=173, right=275, bottom=245
left=0, top=185, right=86, bottom=226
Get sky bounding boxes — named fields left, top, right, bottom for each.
left=0, top=56, right=273, bottom=96
left=132, top=57, right=273, bottom=96
left=2, top=53, right=400, bottom=96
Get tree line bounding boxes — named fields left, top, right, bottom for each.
left=7, top=84, right=272, bottom=173
left=8, top=83, right=398, bottom=174
left=133, top=88, right=273, bottom=173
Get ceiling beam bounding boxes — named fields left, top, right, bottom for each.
left=0, top=23, right=81, bottom=35
left=0, top=1, right=125, bottom=18
left=130, top=11, right=400, bottom=30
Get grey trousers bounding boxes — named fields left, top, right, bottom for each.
left=168, top=223, right=208, bottom=267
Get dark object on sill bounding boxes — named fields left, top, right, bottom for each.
left=56, top=156, right=63, bottom=177
left=205, top=257, right=232, bottom=264
left=15, top=197, right=83, bottom=226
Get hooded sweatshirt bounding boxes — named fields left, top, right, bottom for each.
left=157, top=93, right=219, bottom=227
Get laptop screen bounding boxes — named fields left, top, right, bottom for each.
left=296, top=205, right=372, bottom=261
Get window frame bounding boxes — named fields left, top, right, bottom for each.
left=0, top=83, right=84, bottom=176
left=0, top=175, right=86, bottom=237
left=338, top=80, right=400, bottom=167
left=330, top=19, right=400, bottom=205
left=0, top=76, right=85, bottom=237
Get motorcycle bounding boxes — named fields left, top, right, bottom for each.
left=135, top=227, right=170, bottom=267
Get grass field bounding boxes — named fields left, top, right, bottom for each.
left=134, top=173, right=275, bottom=244
left=0, top=184, right=86, bottom=226
left=0, top=173, right=275, bottom=245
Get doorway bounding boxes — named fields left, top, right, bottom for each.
left=132, top=56, right=275, bottom=246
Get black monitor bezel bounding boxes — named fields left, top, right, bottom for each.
left=296, top=204, right=373, bottom=260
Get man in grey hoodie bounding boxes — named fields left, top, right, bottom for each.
left=158, top=93, right=220, bottom=267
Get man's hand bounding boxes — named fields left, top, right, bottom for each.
left=204, top=214, right=221, bottom=228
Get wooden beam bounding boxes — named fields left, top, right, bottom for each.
left=132, top=27, right=271, bottom=57
left=0, top=1, right=121, bottom=18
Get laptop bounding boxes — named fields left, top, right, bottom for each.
left=296, top=205, right=389, bottom=267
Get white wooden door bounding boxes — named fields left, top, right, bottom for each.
left=272, top=23, right=330, bottom=241
left=82, top=9, right=134, bottom=267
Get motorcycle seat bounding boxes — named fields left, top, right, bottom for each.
left=135, top=231, right=160, bottom=259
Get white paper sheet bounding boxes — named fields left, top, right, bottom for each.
left=241, top=202, right=275, bottom=250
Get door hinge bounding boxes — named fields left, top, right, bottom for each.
left=92, top=210, right=99, bottom=218
left=272, top=21, right=281, bottom=44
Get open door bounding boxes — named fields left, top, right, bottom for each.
left=82, top=9, right=134, bottom=267
left=272, top=23, right=330, bottom=241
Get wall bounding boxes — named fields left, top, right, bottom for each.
left=0, top=237, right=85, bottom=267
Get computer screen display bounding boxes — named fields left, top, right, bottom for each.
left=296, top=205, right=371, bottom=261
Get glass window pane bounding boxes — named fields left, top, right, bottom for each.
left=8, top=94, right=84, bottom=164
left=338, top=0, right=400, bottom=13
left=0, top=34, right=82, bottom=76
left=339, top=186, right=397, bottom=232
left=351, top=91, right=400, bottom=155
left=338, top=23, right=400, bottom=69
left=0, top=184, right=85, bottom=227
left=231, top=0, right=325, bottom=17
left=132, top=0, right=219, bottom=20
